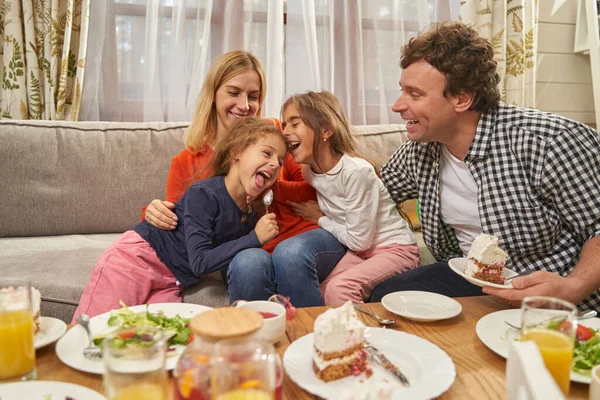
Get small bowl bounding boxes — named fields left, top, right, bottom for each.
left=237, top=301, right=286, bottom=343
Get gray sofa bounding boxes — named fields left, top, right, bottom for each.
left=0, top=120, right=434, bottom=323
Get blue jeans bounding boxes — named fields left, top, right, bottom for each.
left=368, top=261, right=484, bottom=302
left=227, top=228, right=346, bottom=307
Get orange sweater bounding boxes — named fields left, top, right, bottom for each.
left=143, top=118, right=318, bottom=253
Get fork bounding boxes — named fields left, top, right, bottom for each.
left=76, top=314, right=102, bottom=360
left=504, top=309, right=598, bottom=330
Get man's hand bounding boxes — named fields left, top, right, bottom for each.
left=483, top=271, right=582, bottom=307
left=145, top=199, right=177, bottom=230
left=287, top=200, right=324, bottom=223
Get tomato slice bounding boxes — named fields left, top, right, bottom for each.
left=118, top=328, right=137, bottom=339
left=576, top=325, right=595, bottom=342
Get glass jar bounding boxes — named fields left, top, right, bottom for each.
left=173, top=307, right=263, bottom=400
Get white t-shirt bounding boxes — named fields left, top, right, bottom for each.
left=439, top=145, right=482, bottom=256
left=302, top=155, right=415, bottom=252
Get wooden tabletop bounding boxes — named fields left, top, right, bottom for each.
left=36, top=297, right=589, bottom=399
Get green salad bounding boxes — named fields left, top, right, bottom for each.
left=93, top=301, right=191, bottom=348
left=545, top=319, right=600, bottom=375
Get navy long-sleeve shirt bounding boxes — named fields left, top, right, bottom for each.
left=134, top=176, right=261, bottom=287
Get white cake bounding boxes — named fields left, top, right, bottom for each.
left=0, top=286, right=42, bottom=334
left=465, top=234, right=509, bottom=284
left=313, top=301, right=368, bottom=381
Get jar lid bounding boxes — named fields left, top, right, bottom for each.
left=189, top=307, right=263, bottom=340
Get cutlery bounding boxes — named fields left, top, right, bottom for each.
left=353, top=304, right=396, bottom=326
left=504, top=272, right=528, bottom=284
left=263, top=189, right=274, bottom=214
left=363, top=341, right=410, bottom=387
left=76, top=314, right=102, bottom=360
left=504, top=309, right=598, bottom=330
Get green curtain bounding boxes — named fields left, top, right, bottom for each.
left=1, top=0, right=90, bottom=120
left=461, top=0, right=539, bottom=108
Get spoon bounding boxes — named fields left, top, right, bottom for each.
left=353, top=304, right=396, bottom=326
left=263, top=189, right=274, bottom=213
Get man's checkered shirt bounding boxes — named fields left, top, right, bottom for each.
left=381, top=104, right=600, bottom=309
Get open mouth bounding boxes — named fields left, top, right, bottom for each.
left=287, top=141, right=300, bottom=151
left=230, top=112, right=249, bottom=119
left=406, top=119, right=419, bottom=125
left=255, top=169, right=274, bottom=189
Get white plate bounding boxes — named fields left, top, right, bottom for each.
left=283, top=327, right=456, bottom=400
left=381, top=291, right=462, bottom=322
left=34, top=317, right=67, bottom=349
left=0, top=380, right=106, bottom=400
left=56, top=303, right=211, bottom=374
left=448, top=257, right=517, bottom=289
left=476, top=309, right=600, bottom=384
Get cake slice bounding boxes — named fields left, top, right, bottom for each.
left=312, top=301, right=368, bottom=382
left=465, top=234, right=509, bottom=284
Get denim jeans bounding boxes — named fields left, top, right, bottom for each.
left=368, top=261, right=484, bottom=302
left=227, top=228, right=346, bottom=307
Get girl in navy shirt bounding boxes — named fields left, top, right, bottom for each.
left=72, top=118, right=286, bottom=321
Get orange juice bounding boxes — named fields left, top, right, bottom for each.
left=111, top=382, right=168, bottom=400
left=521, top=328, right=573, bottom=395
left=216, top=388, right=273, bottom=400
left=0, top=310, right=35, bottom=380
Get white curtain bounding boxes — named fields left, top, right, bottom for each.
left=80, top=0, right=284, bottom=122
left=285, top=0, right=460, bottom=125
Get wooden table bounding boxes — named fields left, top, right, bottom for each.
left=37, top=297, right=589, bottom=399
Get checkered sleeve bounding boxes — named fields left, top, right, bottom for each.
left=380, top=141, right=419, bottom=204
left=541, top=124, right=600, bottom=241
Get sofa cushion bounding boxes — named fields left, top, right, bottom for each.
left=0, top=233, right=229, bottom=322
left=0, top=120, right=188, bottom=237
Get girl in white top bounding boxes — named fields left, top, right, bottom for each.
left=283, top=91, right=420, bottom=305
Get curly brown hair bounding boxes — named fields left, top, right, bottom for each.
left=401, top=22, right=500, bottom=112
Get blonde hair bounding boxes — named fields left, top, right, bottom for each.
left=281, top=91, right=413, bottom=228
left=185, top=51, right=267, bottom=154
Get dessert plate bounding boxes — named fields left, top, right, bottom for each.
left=0, top=381, right=106, bottom=400
left=381, top=291, right=462, bottom=322
left=283, top=327, right=456, bottom=400
left=448, top=257, right=518, bottom=289
left=34, top=316, right=67, bottom=349
left=56, top=303, right=211, bottom=374
left=476, top=309, right=600, bottom=384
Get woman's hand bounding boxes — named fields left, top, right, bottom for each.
left=255, top=213, right=279, bottom=244
left=287, top=200, right=324, bottom=223
left=145, top=199, right=177, bottom=230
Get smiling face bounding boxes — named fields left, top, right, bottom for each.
left=214, top=69, right=261, bottom=136
left=281, top=103, right=318, bottom=169
left=392, top=60, right=461, bottom=143
left=233, top=133, right=287, bottom=199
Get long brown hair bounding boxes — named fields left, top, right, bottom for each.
left=281, top=90, right=413, bottom=228
left=185, top=51, right=267, bottom=154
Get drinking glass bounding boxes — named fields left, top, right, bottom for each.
left=520, top=296, right=577, bottom=396
left=0, top=279, right=36, bottom=382
left=210, top=338, right=277, bottom=400
left=103, top=327, right=169, bottom=400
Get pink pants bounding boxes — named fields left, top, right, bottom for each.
left=320, top=243, right=421, bottom=306
left=71, top=230, right=181, bottom=324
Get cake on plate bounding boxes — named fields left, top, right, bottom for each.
left=0, top=286, right=42, bottom=334
left=465, top=233, right=509, bottom=284
left=312, top=301, right=368, bottom=382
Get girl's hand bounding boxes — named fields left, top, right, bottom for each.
left=145, top=199, right=177, bottom=230
left=255, top=213, right=279, bottom=244
left=287, top=200, right=324, bottom=223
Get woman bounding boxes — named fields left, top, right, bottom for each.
left=144, top=51, right=346, bottom=306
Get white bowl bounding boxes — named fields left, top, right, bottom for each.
left=237, top=301, right=286, bottom=343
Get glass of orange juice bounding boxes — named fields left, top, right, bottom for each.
left=103, top=327, right=169, bottom=400
left=520, top=296, right=578, bottom=396
left=0, top=279, right=36, bottom=382
left=210, top=338, right=277, bottom=400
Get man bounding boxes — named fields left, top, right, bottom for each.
left=370, top=21, right=600, bottom=309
